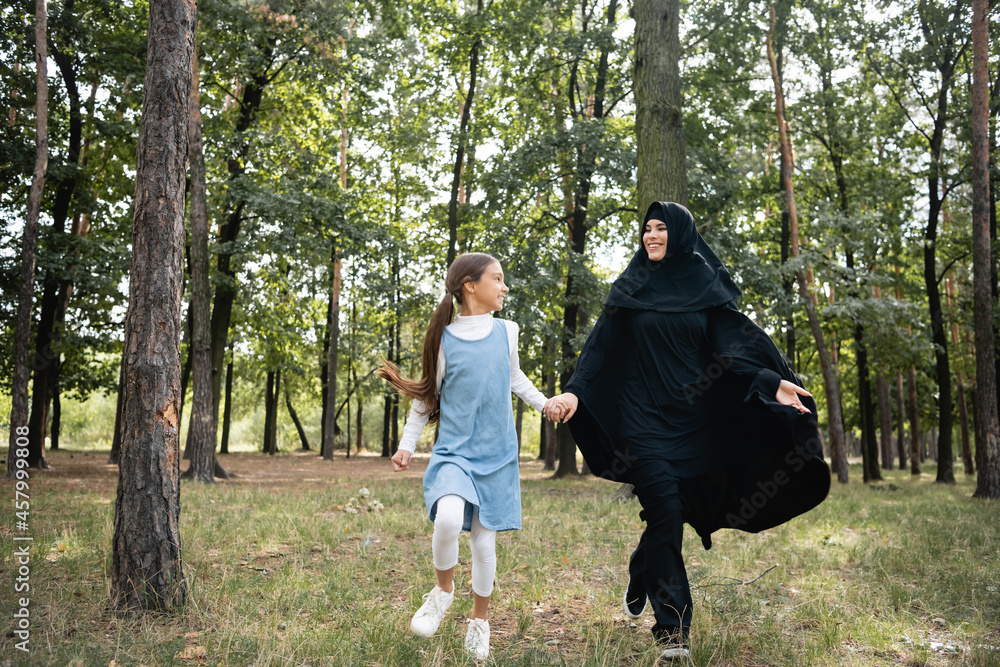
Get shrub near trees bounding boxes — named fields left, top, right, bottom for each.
left=3, top=0, right=1000, bottom=615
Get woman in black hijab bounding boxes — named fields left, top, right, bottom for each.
left=546, top=202, right=830, bottom=659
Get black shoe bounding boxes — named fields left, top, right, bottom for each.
left=623, top=575, right=647, bottom=618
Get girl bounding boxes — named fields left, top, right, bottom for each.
left=379, top=252, right=551, bottom=660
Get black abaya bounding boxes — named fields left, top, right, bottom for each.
left=563, top=202, right=830, bottom=643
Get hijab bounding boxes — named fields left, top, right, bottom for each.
left=604, top=201, right=740, bottom=313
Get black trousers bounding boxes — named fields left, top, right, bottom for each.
left=627, top=457, right=693, bottom=643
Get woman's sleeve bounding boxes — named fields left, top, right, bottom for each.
left=706, top=303, right=791, bottom=401
left=564, top=306, right=618, bottom=397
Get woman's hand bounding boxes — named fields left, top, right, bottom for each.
left=776, top=379, right=812, bottom=414
left=391, top=449, right=411, bottom=472
left=545, top=393, right=579, bottom=423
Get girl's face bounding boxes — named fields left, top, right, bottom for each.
left=464, top=261, right=509, bottom=314
left=643, top=217, right=668, bottom=261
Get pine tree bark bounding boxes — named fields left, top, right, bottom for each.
left=971, top=0, right=1000, bottom=498
left=634, top=0, right=686, bottom=211
left=183, top=42, right=217, bottom=483
left=7, top=0, right=48, bottom=476
left=110, top=0, right=194, bottom=611
left=767, top=6, right=848, bottom=483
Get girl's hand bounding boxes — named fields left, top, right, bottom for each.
left=776, top=380, right=812, bottom=414
left=545, top=393, right=579, bottom=423
left=391, top=450, right=411, bottom=472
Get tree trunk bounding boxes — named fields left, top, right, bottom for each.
left=767, top=7, right=847, bottom=483
left=263, top=370, right=278, bottom=455
left=956, top=371, right=974, bottom=475
left=179, top=300, right=192, bottom=451
left=109, top=364, right=124, bottom=464
left=876, top=374, right=893, bottom=471
left=855, top=322, right=882, bottom=481
left=208, top=63, right=269, bottom=438
left=355, top=393, right=363, bottom=453
left=27, top=7, right=92, bottom=470
left=285, top=387, right=310, bottom=451
left=6, top=0, right=48, bottom=476
left=381, top=320, right=394, bottom=458
left=220, top=354, right=233, bottom=454
left=446, top=0, right=483, bottom=267
left=634, top=0, right=686, bottom=212
left=50, top=384, right=61, bottom=451
left=896, top=370, right=907, bottom=471
left=515, top=397, right=524, bottom=456
left=555, top=0, right=618, bottom=479
left=544, top=361, right=556, bottom=471
left=971, top=0, right=1000, bottom=498
left=921, top=22, right=957, bottom=483
left=110, top=0, right=193, bottom=610
left=322, top=249, right=342, bottom=460
left=320, top=294, right=332, bottom=447
left=908, top=367, right=921, bottom=474
left=183, top=42, right=217, bottom=483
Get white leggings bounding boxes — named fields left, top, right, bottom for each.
left=432, top=494, right=497, bottom=597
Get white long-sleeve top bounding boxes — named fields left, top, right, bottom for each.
left=397, top=313, right=549, bottom=454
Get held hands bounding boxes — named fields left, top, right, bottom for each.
left=544, top=393, right=579, bottom=423
left=776, top=379, right=812, bottom=414
left=391, top=449, right=411, bottom=472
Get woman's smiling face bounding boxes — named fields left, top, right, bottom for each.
left=643, top=217, right=668, bottom=261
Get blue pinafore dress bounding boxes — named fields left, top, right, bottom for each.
left=423, top=318, right=521, bottom=532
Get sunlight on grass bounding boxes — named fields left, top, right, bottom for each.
left=1, top=452, right=997, bottom=666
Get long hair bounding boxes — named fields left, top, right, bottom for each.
left=377, top=252, right=499, bottom=423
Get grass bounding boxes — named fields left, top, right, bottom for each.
left=0, top=449, right=998, bottom=666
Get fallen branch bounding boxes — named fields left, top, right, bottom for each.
left=695, top=564, right=778, bottom=589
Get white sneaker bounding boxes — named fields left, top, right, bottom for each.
left=409, top=586, right=454, bottom=637
left=656, top=646, right=691, bottom=663
left=464, top=618, right=490, bottom=660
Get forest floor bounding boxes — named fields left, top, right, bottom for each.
left=0, top=447, right=998, bottom=666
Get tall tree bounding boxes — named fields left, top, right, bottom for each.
left=634, top=0, right=686, bottom=210
left=110, top=0, right=194, bottom=611
left=183, top=41, right=217, bottom=483
left=6, top=0, right=47, bottom=475
left=970, top=0, right=1000, bottom=499
left=874, top=0, right=969, bottom=483
left=555, top=0, right=619, bottom=479
left=25, top=0, right=93, bottom=469
left=766, top=5, right=848, bottom=483
left=446, top=0, right=483, bottom=266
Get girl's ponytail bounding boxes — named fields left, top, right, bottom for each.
left=377, top=252, right=498, bottom=423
